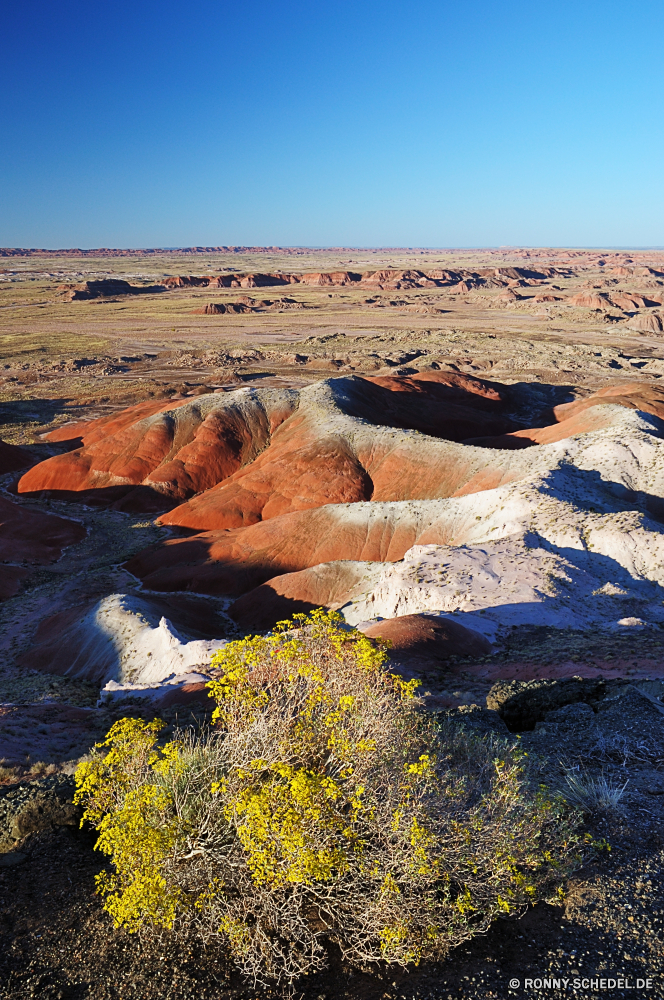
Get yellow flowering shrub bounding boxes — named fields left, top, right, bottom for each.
left=75, top=610, right=584, bottom=985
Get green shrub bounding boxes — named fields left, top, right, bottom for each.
left=75, top=610, right=584, bottom=984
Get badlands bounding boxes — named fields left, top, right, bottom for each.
left=1, top=246, right=664, bottom=998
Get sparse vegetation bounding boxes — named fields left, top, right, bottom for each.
left=563, top=769, right=628, bottom=815
left=75, top=611, right=584, bottom=985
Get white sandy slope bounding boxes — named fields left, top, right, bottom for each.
left=48, top=593, right=228, bottom=705
left=336, top=406, right=664, bottom=638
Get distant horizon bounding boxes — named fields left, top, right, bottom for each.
left=2, top=244, right=664, bottom=256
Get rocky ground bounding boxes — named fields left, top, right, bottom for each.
left=1, top=247, right=664, bottom=997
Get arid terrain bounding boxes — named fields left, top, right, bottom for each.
left=1, top=246, right=664, bottom=998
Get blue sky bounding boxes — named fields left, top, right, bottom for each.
left=1, top=0, right=663, bottom=248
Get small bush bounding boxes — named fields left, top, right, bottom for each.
left=75, top=611, right=584, bottom=984
left=563, top=770, right=627, bottom=815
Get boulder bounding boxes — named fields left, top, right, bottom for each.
left=486, top=676, right=608, bottom=731
left=0, top=776, right=80, bottom=853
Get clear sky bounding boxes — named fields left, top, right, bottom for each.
left=1, top=0, right=663, bottom=249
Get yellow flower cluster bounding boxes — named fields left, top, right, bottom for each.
left=74, top=718, right=184, bottom=932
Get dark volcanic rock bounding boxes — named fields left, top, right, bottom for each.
left=487, top=676, right=608, bottom=731
left=0, top=775, right=80, bottom=853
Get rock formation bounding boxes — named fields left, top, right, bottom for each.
left=21, top=592, right=228, bottom=705
left=58, top=279, right=165, bottom=300
left=19, top=389, right=299, bottom=510
left=628, top=312, right=664, bottom=333
left=18, top=370, right=664, bottom=642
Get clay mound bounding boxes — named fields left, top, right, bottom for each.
left=611, top=293, right=658, bottom=311
left=239, top=273, right=292, bottom=288
left=19, top=389, right=298, bottom=508
left=58, top=279, right=164, bottom=300
left=298, top=271, right=362, bottom=286
left=567, top=291, right=611, bottom=309
left=160, top=417, right=373, bottom=530
left=553, top=382, right=664, bottom=423
left=159, top=374, right=521, bottom=531
left=0, top=496, right=85, bottom=599
left=42, top=397, right=193, bottom=446
left=163, top=275, right=210, bottom=288
left=229, top=560, right=383, bottom=631
left=127, top=498, right=494, bottom=595
left=354, top=372, right=515, bottom=439
left=464, top=404, right=618, bottom=449
left=19, top=593, right=228, bottom=687
left=0, top=495, right=86, bottom=565
left=126, top=400, right=664, bottom=602
left=0, top=440, right=33, bottom=474
left=628, top=312, right=664, bottom=334
left=193, top=302, right=252, bottom=315
left=358, top=614, right=492, bottom=664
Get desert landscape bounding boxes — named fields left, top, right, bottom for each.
left=1, top=245, right=664, bottom=998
